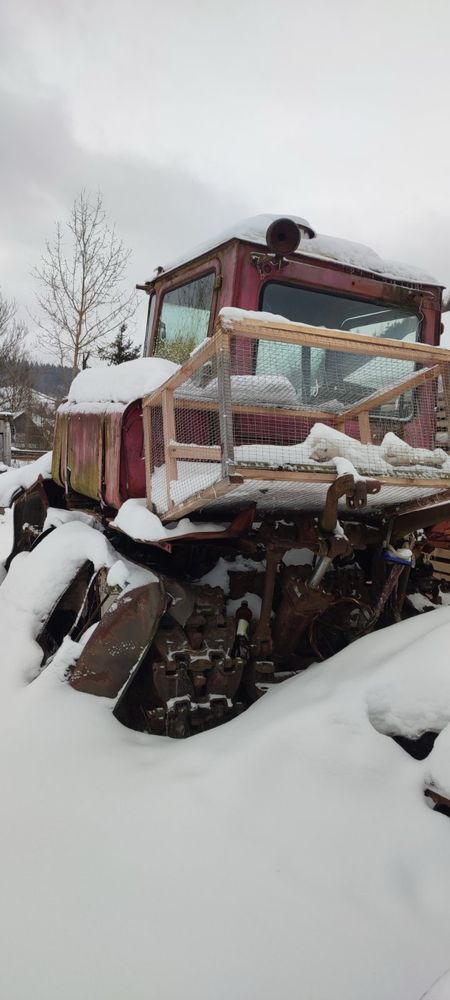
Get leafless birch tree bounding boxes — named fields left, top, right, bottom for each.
left=33, top=191, right=137, bottom=372
left=0, top=291, right=31, bottom=411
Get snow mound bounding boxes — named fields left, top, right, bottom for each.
left=0, top=452, right=52, bottom=507
left=2, top=518, right=450, bottom=998
left=67, top=357, right=179, bottom=405
left=231, top=424, right=450, bottom=476
left=112, top=498, right=227, bottom=542
left=306, top=423, right=449, bottom=470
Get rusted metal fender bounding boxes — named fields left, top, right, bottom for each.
left=69, top=580, right=167, bottom=698
left=109, top=503, right=256, bottom=552
left=5, top=476, right=65, bottom=571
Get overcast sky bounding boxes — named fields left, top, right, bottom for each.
left=1, top=0, right=450, bottom=356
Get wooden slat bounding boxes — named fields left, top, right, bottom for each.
left=342, top=364, right=441, bottom=419
left=142, top=314, right=450, bottom=518
left=169, top=444, right=222, bottom=462
left=217, top=314, right=450, bottom=365
left=172, top=396, right=335, bottom=422
left=142, top=337, right=217, bottom=405
left=430, top=558, right=450, bottom=579
left=431, top=549, right=450, bottom=573
left=234, top=466, right=450, bottom=489
left=174, top=368, right=439, bottom=423
left=216, top=328, right=235, bottom=477
left=162, top=390, right=177, bottom=508
left=160, top=477, right=242, bottom=523
left=158, top=467, right=450, bottom=524
left=358, top=411, right=372, bottom=444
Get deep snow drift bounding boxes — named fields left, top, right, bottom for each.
left=0, top=451, right=52, bottom=507
left=0, top=516, right=449, bottom=999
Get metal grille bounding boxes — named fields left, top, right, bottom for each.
left=142, top=313, right=450, bottom=520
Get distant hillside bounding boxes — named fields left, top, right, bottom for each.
left=29, top=363, right=74, bottom=400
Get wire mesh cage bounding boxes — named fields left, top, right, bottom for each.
left=142, top=313, right=450, bottom=520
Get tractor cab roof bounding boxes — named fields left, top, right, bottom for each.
left=149, top=214, right=441, bottom=289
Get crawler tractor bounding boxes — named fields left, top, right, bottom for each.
left=7, top=215, right=450, bottom=737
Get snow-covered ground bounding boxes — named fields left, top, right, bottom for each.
left=0, top=514, right=449, bottom=999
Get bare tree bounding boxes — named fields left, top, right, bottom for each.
left=0, top=290, right=32, bottom=412
left=0, top=293, right=16, bottom=339
left=33, top=191, right=137, bottom=373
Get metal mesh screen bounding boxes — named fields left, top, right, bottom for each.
left=146, top=320, right=450, bottom=518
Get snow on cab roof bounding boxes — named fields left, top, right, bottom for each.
left=156, top=213, right=440, bottom=287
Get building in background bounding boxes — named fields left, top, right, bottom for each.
left=0, top=414, right=12, bottom=465
left=0, top=389, right=57, bottom=455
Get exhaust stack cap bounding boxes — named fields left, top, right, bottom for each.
left=266, top=217, right=315, bottom=255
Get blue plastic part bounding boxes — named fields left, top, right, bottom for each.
left=382, top=549, right=412, bottom=567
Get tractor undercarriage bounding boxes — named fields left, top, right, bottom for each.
left=7, top=467, right=450, bottom=739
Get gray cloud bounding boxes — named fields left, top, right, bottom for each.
left=2, top=0, right=450, bottom=352
left=0, top=80, right=247, bottom=352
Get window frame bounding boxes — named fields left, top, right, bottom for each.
left=257, top=279, right=423, bottom=423
left=143, top=293, right=156, bottom=357
left=259, top=279, right=422, bottom=339
left=149, top=259, right=222, bottom=359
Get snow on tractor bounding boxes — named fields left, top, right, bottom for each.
left=4, top=213, right=450, bottom=738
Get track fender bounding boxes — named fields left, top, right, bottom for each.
left=69, top=579, right=167, bottom=698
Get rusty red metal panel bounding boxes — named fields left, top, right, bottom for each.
left=121, top=401, right=146, bottom=500
left=57, top=404, right=129, bottom=508
left=51, top=410, right=69, bottom=489
left=104, top=409, right=125, bottom=509
left=233, top=244, right=441, bottom=340
left=67, top=412, right=104, bottom=501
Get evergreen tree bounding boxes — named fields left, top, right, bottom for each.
left=98, top=324, right=140, bottom=365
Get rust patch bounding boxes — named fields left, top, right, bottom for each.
left=69, top=581, right=167, bottom=697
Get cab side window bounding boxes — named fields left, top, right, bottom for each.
left=155, top=272, right=215, bottom=363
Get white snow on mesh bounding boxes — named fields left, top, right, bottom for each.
left=176, top=373, right=298, bottom=407
left=306, top=425, right=449, bottom=469
left=67, top=357, right=179, bottom=405
left=0, top=451, right=52, bottom=507
left=233, top=425, right=450, bottom=474
left=149, top=421, right=450, bottom=515
left=152, top=461, right=222, bottom=510
left=1, top=517, right=450, bottom=997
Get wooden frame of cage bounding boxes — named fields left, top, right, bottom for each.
left=142, top=313, right=450, bottom=522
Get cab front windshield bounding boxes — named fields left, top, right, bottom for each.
left=256, top=282, right=421, bottom=419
